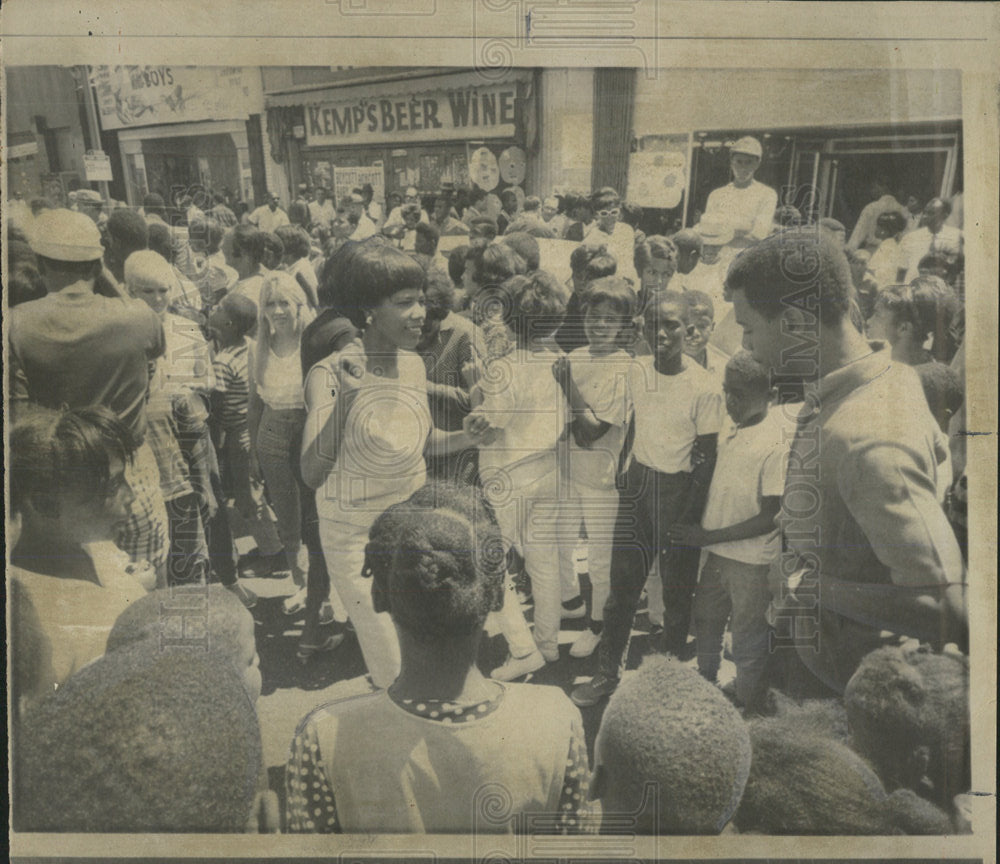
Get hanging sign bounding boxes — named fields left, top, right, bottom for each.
left=332, top=165, right=386, bottom=207
left=468, top=147, right=500, bottom=191
left=498, top=146, right=526, bottom=185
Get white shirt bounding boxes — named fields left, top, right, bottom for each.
left=309, top=199, right=335, bottom=229
left=477, top=346, right=567, bottom=476
left=350, top=213, right=378, bottom=241
left=899, top=225, right=963, bottom=283
left=678, top=260, right=729, bottom=314
left=865, top=236, right=905, bottom=289
left=847, top=194, right=907, bottom=252
left=249, top=205, right=290, bottom=233
left=627, top=357, right=724, bottom=474
left=254, top=346, right=304, bottom=410
left=384, top=206, right=429, bottom=229
left=703, top=180, right=778, bottom=246
left=583, top=221, right=638, bottom=282
left=567, top=347, right=633, bottom=490
left=702, top=410, right=793, bottom=564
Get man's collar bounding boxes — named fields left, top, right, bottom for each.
left=802, top=345, right=893, bottom=418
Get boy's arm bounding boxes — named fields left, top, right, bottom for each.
left=670, top=496, right=781, bottom=548
left=552, top=356, right=613, bottom=447
left=682, top=432, right=718, bottom=522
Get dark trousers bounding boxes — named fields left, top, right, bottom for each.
left=598, top=460, right=701, bottom=679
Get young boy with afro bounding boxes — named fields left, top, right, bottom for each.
left=591, top=656, right=751, bottom=834
left=14, top=648, right=263, bottom=832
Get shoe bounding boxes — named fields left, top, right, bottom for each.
left=561, top=597, right=587, bottom=620
left=282, top=586, right=309, bottom=616
left=238, top=549, right=289, bottom=578
left=491, top=650, right=547, bottom=681
left=225, top=581, right=258, bottom=610
left=569, top=628, right=602, bottom=658
left=296, top=631, right=345, bottom=663
left=570, top=673, right=619, bottom=707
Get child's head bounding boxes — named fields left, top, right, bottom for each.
left=447, top=243, right=469, bottom=290
left=260, top=231, right=284, bottom=271
left=501, top=231, right=540, bottom=272
left=275, top=224, right=311, bottom=266
left=592, top=657, right=751, bottom=834
left=917, top=252, right=951, bottom=281
left=875, top=210, right=909, bottom=241
left=464, top=242, right=526, bottom=297
left=230, top=224, right=266, bottom=275
left=15, top=648, right=262, bottom=832
left=916, top=361, right=964, bottom=433
left=414, top=221, right=440, bottom=257
left=10, top=405, right=136, bottom=546
left=124, top=248, right=177, bottom=316
left=208, top=292, right=258, bottom=346
left=642, top=290, right=691, bottom=366
left=670, top=229, right=703, bottom=275
left=633, top=235, right=677, bottom=295
left=494, top=269, right=568, bottom=346
left=869, top=278, right=959, bottom=353
left=683, top=289, right=715, bottom=355
left=723, top=350, right=773, bottom=425
left=844, top=645, right=970, bottom=806
left=734, top=708, right=948, bottom=834
left=569, top=243, right=617, bottom=295
left=106, top=584, right=262, bottom=704
left=418, top=270, right=456, bottom=347
left=363, top=482, right=505, bottom=645
left=582, top=276, right=637, bottom=353
left=467, top=216, right=499, bottom=244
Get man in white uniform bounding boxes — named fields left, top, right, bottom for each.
left=897, top=197, right=963, bottom=284
left=701, top=136, right=777, bottom=259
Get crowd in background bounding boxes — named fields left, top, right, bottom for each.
left=6, top=133, right=971, bottom=835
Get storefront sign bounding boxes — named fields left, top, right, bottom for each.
left=306, top=84, right=518, bottom=147
left=629, top=135, right=690, bottom=209
left=333, top=165, right=385, bottom=207
left=83, top=151, right=114, bottom=182
left=90, top=66, right=261, bottom=130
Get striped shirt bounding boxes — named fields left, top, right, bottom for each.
left=212, top=339, right=250, bottom=431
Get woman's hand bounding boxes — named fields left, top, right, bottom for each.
left=551, top=355, right=571, bottom=391
left=462, top=409, right=494, bottom=440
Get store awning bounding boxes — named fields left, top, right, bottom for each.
left=265, top=68, right=532, bottom=109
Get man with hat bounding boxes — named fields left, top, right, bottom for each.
left=701, top=136, right=777, bottom=257
left=10, top=209, right=171, bottom=583
left=72, top=188, right=106, bottom=225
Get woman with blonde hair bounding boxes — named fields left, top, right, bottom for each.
left=249, top=271, right=316, bottom=609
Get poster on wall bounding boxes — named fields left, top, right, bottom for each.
left=469, top=147, right=499, bottom=191
left=90, top=66, right=262, bottom=130
left=628, top=134, right=690, bottom=209
left=332, top=164, right=385, bottom=206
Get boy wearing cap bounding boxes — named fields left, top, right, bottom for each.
left=702, top=137, right=778, bottom=256
left=10, top=209, right=170, bottom=583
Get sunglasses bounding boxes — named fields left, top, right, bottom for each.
left=595, top=208, right=620, bottom=218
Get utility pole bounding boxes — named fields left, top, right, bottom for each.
left=77, top=65, right=111, bottom=202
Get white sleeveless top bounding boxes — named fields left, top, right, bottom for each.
left=316, top=350, right=432, bottom=527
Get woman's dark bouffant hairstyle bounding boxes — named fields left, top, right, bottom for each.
left=362, top=482, right=506, bottom=643
left=328, top=241, right=426, bottom=329
left=583, top=275, right=637, bottom=322
left=465, top=242, right=526, bottom=289
left=231, top=224, right=266, bottom=268
left=10, top=405, right=137, bottom=517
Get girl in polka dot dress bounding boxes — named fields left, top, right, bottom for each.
left=285, top=481, right=590, bottom=834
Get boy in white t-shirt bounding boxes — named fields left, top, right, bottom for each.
left=669, top=351, right=792, bottom=714
left=552, top=277, right=637, bottom=658
left=571, top=291, right=724, bottom=707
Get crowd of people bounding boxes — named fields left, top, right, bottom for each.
left=6, top=133, right=972, bottom=836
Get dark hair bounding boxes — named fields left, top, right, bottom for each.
left=447, top=243, right=469, bottom=287
left=8, top=241, right=48, bottom=306
left=146, top=222, right=174, bottom=262
left=591, top=186, right=621, bottom=210
left=14, top=649, right=261, bottom=832
left=501, top=231, right=540, bottom=271
left=231, top=225, right=266, bottom=269
left=724, top=350, right=770, bottom=393
left=218, top=292, right=259, bottom=338
left=275, top=225, right=311, bottom=261
left=875, top=277, right=960, bottom=348
left=570, top=243, right=618, bottom=282
left=10, top=405, right=136, bottom=517
left=466, top=242, right=526, bottom=289
left=415, top=220, right=440, bottom=250
left=106, top=208, right=149, bottom=254
left=260, top=232, right=284, bottom=270
left=633, top=235, right=677, bottom=277
left=582, top=275, right=636, bottom=322
left=685, top=289, right=715, bottom=319
left=317, top=239, right=362, bottom=309
left=642, top=289, right=691, bottom=326
left=876, top=211, right=908, bottom=236
left=142, top=193, right=166, bottom=217
left=597, top=657, right=751, bottom=834
left=467, top=216, right=498, bottom=242
left=423, top=269, right=455, bottom=322
left=490, top=270, right=568, bottom=344
left=671, top=228, right=704, bottom=254
left=339, top=243, right=426, bottom=329
left=522, top=195, right=541, bottom=212
left=287, top=200, right=310, bottom=229
left=106, top=585, right=255, bottom=680
left=363, top=482, right=505, bottom=642
left=916, top=360, right=964, bottom=423
left=724, top=228, right=855, bottom=324
left=917, top=252, right=951, bottom=275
